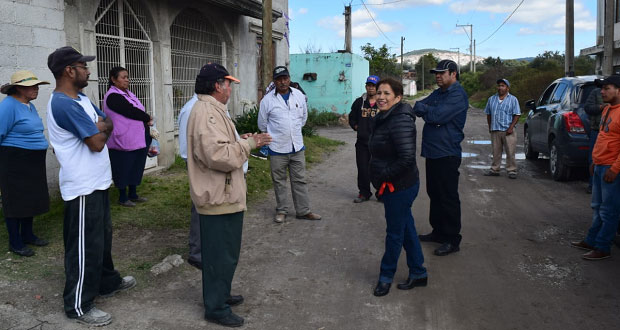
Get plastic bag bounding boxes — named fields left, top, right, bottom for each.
left=148, top=139, right=160, bottom=158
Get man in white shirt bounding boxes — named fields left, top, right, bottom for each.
left=46, top=46, right=135, bottom=327
left=258, top=66, right=321, bottom=223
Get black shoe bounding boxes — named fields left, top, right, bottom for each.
left=373, top=281, right=391, bottom=297
left=226, top=295, right=244, bottom=306
left=434, top=243, right=460, bottom=256
left=353, top=194, right=370, bottom=203
left=187, top=258, right=202, bottom=270
left=396, top=277, right=428, bottom=290
left=206, top=313, right=244, bottom=328
left=9, top=245, right=35, bottom=257
left=418, top=233, right=442, bottom=244
left=23, top=238, right=49, bottom=247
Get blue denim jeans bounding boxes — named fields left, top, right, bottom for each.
left=585, top=165, right=620, bottom=253
left=379, top=182, right=427, bottom=283
left=588, top=130, right=599, bottom=189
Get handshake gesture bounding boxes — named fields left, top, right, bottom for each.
left=241, top=132, right=272, bottom=148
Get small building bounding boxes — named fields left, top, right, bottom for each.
left=579, top=0, right=620, bottom=74
left=289, top=52, right=368, bottom=114
left=0, top=0, right=289, bottom=193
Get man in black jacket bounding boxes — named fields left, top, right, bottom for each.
left=349, top=75, right=379, bottom=203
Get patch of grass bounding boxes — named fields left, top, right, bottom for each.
left=0, top=133, right=344, bottom=282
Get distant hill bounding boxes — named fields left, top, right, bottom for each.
left=398, top=49, right=485, bottom=66
left=399, top=49, right=534, bottom=66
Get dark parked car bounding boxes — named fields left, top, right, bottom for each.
left=523, top=75, right=600, bottom=181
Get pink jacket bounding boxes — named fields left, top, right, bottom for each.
left=103, top=86, right=146, bottom=151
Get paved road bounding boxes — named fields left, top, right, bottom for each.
left=3, top=107, right=620, bottom=329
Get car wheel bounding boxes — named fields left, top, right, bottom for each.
left=524, top=128, right=538, bottom=160
left=549, top=139, right=570, bottom=181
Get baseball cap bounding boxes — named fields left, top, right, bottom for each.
left=366, top=75, right=379, bottom=85
left=273, top=66, right=290, bottom=79
left=47, top=46, right=95, bottom=75
left=497, top=78, right=510, bottom=87
left=198, top=63, right=240, bottom=83
left=430, top=60, right=458, bottom=74
left=595, top=75, right=620, bottom=88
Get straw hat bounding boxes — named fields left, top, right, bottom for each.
left=1, top=70, right=50, bottom=94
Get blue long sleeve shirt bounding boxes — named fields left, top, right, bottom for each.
left=413, top=81, right=468, bottom=159
left=0, top=95, right=48, bottom=150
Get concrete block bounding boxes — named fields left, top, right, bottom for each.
left=14, top=4, right=64, bottom=30
left=0, top=1, right=16, bottom=24
left=16, top=46, right=56, bottom=69
left=0, top=23, right=33, bottom=45
left=0, top=45, right=18, bottom=67
left=33, top=27, right=65, bottom=48
left=31, top=0, right=64, bottom=10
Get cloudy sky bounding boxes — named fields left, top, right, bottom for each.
left=287, top=0, right=598, bottom=60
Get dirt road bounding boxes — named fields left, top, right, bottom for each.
left=3, top=107, right=620, bottom=330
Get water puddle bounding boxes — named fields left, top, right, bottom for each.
left=466, top=165, right=488, bottom=169
left=478, top=189, right=495, bottom=193
left=462, top=152, right=479, bottom=158
left=467, top=140, right=491, bottom=145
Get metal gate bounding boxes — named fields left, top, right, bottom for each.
left=170, top=9, right=224, bottom=127
left=95, top=0, right=154, bottom=117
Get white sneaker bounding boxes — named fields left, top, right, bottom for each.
left=100, top=276, right=136, bottom=298
left=74, top=307, right=112, bottom=326
left=274, top=213, right=286, bottom=223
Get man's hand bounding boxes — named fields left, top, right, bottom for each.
left=506, top=127, right=514, bottom=135
left=240, top=132, right=254, bottom=139
left=353, top=125, right=358, bottom=131
left=96, top=116, right=106, bottom=132
left=603, top=168, right=618, bottom=183
left=589, top=163, right=594, bottom=176
left=253, top=133, right=272, bottom=147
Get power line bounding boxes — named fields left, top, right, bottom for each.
left=360, top=0, right=397, bottom=45
left=352, top=0, right=413, bottom=6
left=478, top=0, right=525, bottom=45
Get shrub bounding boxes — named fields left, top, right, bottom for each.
left=233, top=106, right=260, bottom=133
left=234, top=106, right=339, bottom=137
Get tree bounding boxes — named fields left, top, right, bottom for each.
left=575, top=55, right=595, bottom=75
left=360, top=43, right=400, bottom=78
left=414, top=53, right=439, bottom=90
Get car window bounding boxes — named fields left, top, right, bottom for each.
left=539, top=83, right=557, bottom=106
left=579, top=84, right=597, bottom=104
left=550, top=83, right=568, bottom=104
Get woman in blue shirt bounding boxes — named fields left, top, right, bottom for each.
left=0, top=70, right=51, bottom=257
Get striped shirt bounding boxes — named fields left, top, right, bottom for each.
left=484, top=93, right=520, bottom=131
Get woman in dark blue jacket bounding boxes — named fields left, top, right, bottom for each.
left=369, top=78, right=427, bottom=296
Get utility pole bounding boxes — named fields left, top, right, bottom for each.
left=473, top=39, right=476, bottom=73
left=262, top=0, right=273, bottom=92
left=344, top=5, right=352, bottom=53
left=422, top=57, right=424, bottom=91
left=400, top=36, right=405, bottom=82
left=450, top=47, right=460, bottom=74
left=603, top=0, right=614, bottom=75
left=565, top=0, right=575, bottom=77
left=456, top=24, right=473, bottom=72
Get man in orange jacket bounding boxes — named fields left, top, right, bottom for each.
left=571, top=75, right=620, bottom=260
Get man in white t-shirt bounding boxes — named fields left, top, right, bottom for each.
left=46, top=46, right=135, bottom=327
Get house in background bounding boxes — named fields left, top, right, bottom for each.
left=579, top=0, right=620, bottom=74
left=290, top=52, right=368, bottom=114
left=0, top=0, right=289, bottom=193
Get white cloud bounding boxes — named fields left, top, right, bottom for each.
left=432, top=21, right=442, bottom=31
left=449, top=0, right=594, bottom=35
left=518, top=27, right=535, bottom=35
left=362, top=0, right=449, bottom=10
left=318, top=8, right=399, bottom=39
left=298, top=8, right=308, bottom=15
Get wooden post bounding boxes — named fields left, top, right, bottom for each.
left=262, top=0, right=273, bottom=92
left=603, top=0, right=614, bottom=75
left=565, top=0, right=575, bottom=77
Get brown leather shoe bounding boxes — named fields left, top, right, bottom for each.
left=296, top=212, right=322, bottom=220
left=582, top=249, right=611, bottom=260
left=570, top=240, right=594, bottom=251
left=274, top=213, right=286, bottom=223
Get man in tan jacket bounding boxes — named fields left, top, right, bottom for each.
left=187, top=63, right=271, bottom=328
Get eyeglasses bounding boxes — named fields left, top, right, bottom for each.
left=70, top=65, right=89, bottom=71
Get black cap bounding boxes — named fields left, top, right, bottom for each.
left=197, top=63, right=240, bottom=83
left=273, top=66, right=290, bottom=79
left=47, top=46, right=95, bottom=75
left=430, top=60, right=458, bottom=74
left=595, top=75, right=620, bottom=88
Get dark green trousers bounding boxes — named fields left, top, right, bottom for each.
left=199, top=211, right=244, bottom=319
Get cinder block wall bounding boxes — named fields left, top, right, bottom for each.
left=0, top=0, right=67, bottom=196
